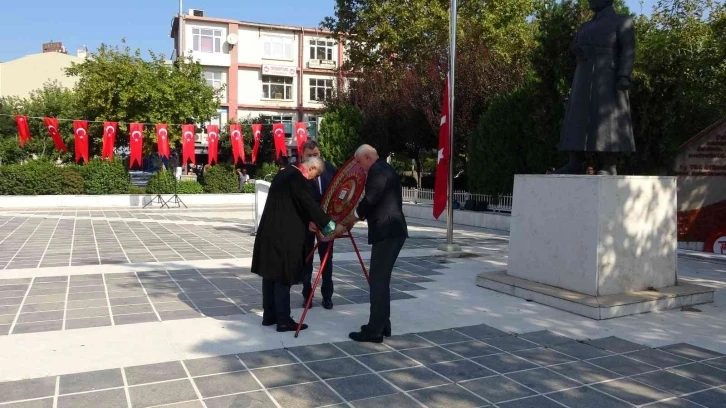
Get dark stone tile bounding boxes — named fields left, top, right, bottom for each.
left=58, top=388, right=128, bottom=408
left=380, top=366, right=450, bottom=391
left=401, top=346, right=462, bottom=365
left=454, top=324, right=508, bottom=340
left=460, top=375, right=536, bottom=404
left=484, top=336, right=539, bottom=352
left=151, top=402, right=203, bottom=408
left=159, top=310, right=202, bottom=321
left=0, top=398, right=54, bottom=408
left=506, top=368, right=581, bottom=393
left=357, top=351, right=420, bottom=372
left=428, top=360, right=497, bottom=382
left=12, top=320, right=63, bottom=334
left=382, top=334, right=431, bottom=350
left=269, top=381, right=343, bottom=407
left=306, top=357, right=370, bottom=380
left=585, top=336, right=648, bottom=353
left=472, top=353, right=539, bottom=374
left=443, top=341, right=501, bottom=359
left=704, top=356, right=726, bottom=371
left=193, top=371, right=260, bottom=398
left=588, top=355, right=659, bottom=376
left=239, top=348, right=297, bottom=369
left=668, top=363, right=726, bottom=386
left=65, top=307, right=109, bottom=319
left=184, top=355, right=245, bottom=376
left=633, top=370, right=711, bottom=396
left=625, top=349, right=694, bottom=368
left=497, top=396, right=565, bottom=408
left=409, top=384, right=489, bottom=407
left=59, top=368, right=123, bottom=394
left=389, top=292, right=416, bottom=301
left=111, top=304, right=154, bottom=315
left=683, top=388, right=726, bottom=407
left=512, top=348, right=577, bottom=366
left=548, top=386, right=632, bottom=408
left=593, top=377, right=675, bottom=405
left=66, top=316, right=112, bottom=330
left=288, top=343, right=346, bottom=362
left=124, top=361, right=187, bottom=385
left=200, top=306, right=244, bottom=317
left=644, top=399, right=705, bottom=408
left=658, top=343, right=724, bottom=361
left=0, top=314, right=15, bottom=325
left=327, top=373, right=396, bottom=400
left=548, top=361, right=623, bottom=384
left=0, top=324, right=10, bottom=335
left=351, top=392, right=422, bottom=408
left=333, top=340, right=391, bottom=356
left=518, top=330, right=573, bottom=347
left=109, top=296, right=149, bottom=306
left=0, top=377, right=57, bottom=403
left=20, top=302, right=63, bottom=313
left=417, top=329, right=472, bottom=345
left=129, top=379, right=199, bottom=408
left=204, top=391, right=275, bottom=408
left=114, top=313, right=159, bottom=325
left=17, top=310, right=64, bottom=323
left=252, top=363, right=317, bottom=388
left=552, top=341, right=614, bottom=360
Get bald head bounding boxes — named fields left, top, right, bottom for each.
left=354, top=144, right=379, bottom=172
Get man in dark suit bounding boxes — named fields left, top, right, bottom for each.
left=348, top=144, right=408, bottom=343
left=300, top=140, right=338, bottom=309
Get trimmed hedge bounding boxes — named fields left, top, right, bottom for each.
left=0, top=161, right=84, bottom=195
left=202, top=164, right=238, bottom=194
left=177, top=180, right=204, bottom=194
left=146, top=170, right=176, bottom=194
left=76, top=159, right=131, bottom=195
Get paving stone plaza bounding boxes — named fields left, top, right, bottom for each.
left=0, top=205, right=725, bottom=408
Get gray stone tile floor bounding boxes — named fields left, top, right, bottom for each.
left=1, top=324, right=725, bottom=407
left=0, top=258, right=443, bottom=336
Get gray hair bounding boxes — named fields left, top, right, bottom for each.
left=355, top=144, right=378, bottom=158
left=302, top=156, right=324, bottom=171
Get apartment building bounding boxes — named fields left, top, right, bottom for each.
left=171, top=9, right=346, bottom=156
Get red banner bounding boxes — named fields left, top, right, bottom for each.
left=182, top=124, right=196, bottom=166
left=433, top=75, right=449, bottom=220
left=73, top=120, right=89, bottom=164
left=102, top=122, right=117, bottom=161
left=251, top=124, right=262, bottom=164
left=155, top=124, right=170, bottom=158
left=272, top=123, right=287, bottom=159
left=43, top=118, right=68, bottom=152
left=294, top=122, right=308, bottom=157
left=207, top=125, right=219, bottom=165
left=229, top=124, right=244, bottom=165
left=129, top=123, right=144, bottom=168
left=15, top=115, right=31, bottom=147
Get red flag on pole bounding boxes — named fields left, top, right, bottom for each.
left=129, top=123, right=144, bottom=168
left=73, top=120, right=89, bottom=164
left=182, top=124, right=196, bottom=166
left=294, top=122, right=308, bottom=157
left=272, top=123, right=287, bottom=159
left=433, top=75, right=449, bottom=219
left=229, top=124, right=245, bottom=165
left=15, top=115, right=31, bottom=147
left=207, top=125, right=219, bottom=165
left=156, top=124, right=170, bottom=158
left=102, top=122, right=117, bottom=161
left=43, top=118, right=68, bottom=152
left=251, top=124, right=262, bottom=164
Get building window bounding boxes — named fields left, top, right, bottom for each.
left=192, top=28, right=223, bottom=53
left=204, top=71, right=223, bottom=90
left=262, top=76, right=293, bottom=100
left=309, top=78, right=334, bottom=101
left=262, top=115, right=294, bottom=124
left=262, top=35, right=293, bottom=61
left=309, top=39, right=334, bottom=60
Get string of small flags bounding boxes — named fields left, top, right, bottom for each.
left=1, top=113, right=312, bottom=168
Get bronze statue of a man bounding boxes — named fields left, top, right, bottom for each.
left=555, top=0, right=636, bottom=175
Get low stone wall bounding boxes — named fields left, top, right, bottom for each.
left=402, top=203, right=511, bottom=232
left=0, top=194, right=255, bottom=208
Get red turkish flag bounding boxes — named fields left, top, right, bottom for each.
left=15, top=115, right=31, bottom=147
left=102, top=122, right=117, bottom=161
left=73, top=120, right=89, bottom=164
left=294, top=122, right=308, bottom=157
left=251, top=124, right=262, bottom=164
left=156, top=124, right=170, bottom=158
left=43, top=118, right=68, bottom=152
left=272, top=123, right=287, bottom=159
left=207, top=125, right=220, bottom=165
left=129, top=123, right=144, bottom=168
left=433, top=75, right=449, bottom=220
left=182, top=124, right=196, bottom=166
left=229, top=124, right=245, bottom=165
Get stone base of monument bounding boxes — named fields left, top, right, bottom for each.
left=476, top=174, right=715, bottom=320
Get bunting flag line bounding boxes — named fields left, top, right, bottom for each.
left=129, top=123, right=144, bottom=168
left=43, top=118, right=68, bottom=152
left=207, top=125, right=219, bottom=166
left=102, top=122, right=117, bottom=161
left=73, top=120, right=89, bottom=164
left=15, top=115, right=31, bottom=147
left=251, top=124, right=262, bottom=164
left=294, top=122, right=308, bottom=157
left=156, top=124, right=170, bottom=158
left=272, top=123, right=287, bottom=159
left=182, top=124, right=196, bottom=166
left=433, top=75, right=449, bottom=220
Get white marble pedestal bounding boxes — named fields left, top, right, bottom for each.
left=477, top=175, right=714, bottom=319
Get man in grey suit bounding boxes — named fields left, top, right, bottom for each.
left=348, top=144, right=408, bottom=343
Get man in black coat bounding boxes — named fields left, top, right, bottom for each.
left=251, top=157, right=345, bottom=332
left=348, top=145, right=408, bottom=343
left=299, top=141, right=338, bottom=309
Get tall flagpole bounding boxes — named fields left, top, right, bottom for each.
left=446, top=0, right=457, bottom=246
left=178, top=0, right=184, bottom=58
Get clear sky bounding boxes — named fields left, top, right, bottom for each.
left=0, top=0, right=657, bottom=62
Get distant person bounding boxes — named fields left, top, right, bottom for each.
left=237, top=168, right=250, bottom=191
left=586, top=165, right=595, bottom=175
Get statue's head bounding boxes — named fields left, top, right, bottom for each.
left=588, top=0, right=614, bottom=12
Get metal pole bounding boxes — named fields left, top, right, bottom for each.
left=446, top=0, right=457, bottom=245
left=178, top=0, right=183, bottom=59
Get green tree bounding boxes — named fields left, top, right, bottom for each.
left=318, top=105, right=364, bottom=167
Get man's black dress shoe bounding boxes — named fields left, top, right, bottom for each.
left=262, top=318, right=276, bottom=327
left=322, top=299, right=334, bottom=310
left=360, top=323, right=392, bottom=337
left=277, top=321, right=307, bottom=332
left=349, top=330, right=383, bottom=343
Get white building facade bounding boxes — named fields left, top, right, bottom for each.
left=171, top=10, right=346, bottom=156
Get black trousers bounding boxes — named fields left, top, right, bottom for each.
left=367, top=237, right=406, bottom=336
left=302, top=232, right=334, bottom=301
left=262, top=278, right=292, bottom=324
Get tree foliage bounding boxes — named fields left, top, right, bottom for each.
left=317, top=105, right=364, bottom=167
